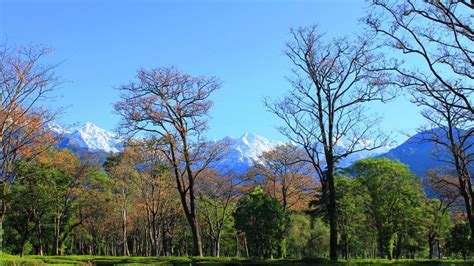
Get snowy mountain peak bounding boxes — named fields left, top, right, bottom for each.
left=47, top=123, right=71, bottom=134
left=77, top=122, right=115, bottom=141
left=240, top=132, right=271, bottom=146
left=50, top=122, right=122, bottom=153
left=83, top=122, right=102, bottom=132
left=235, top=133, right=283, bottom=160
left=213, top=133, right=284, bottom=173
left=48, top=122, right=396, bottom=174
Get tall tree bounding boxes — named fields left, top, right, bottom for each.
left=408, top=90, right=474, bottom=237
left=0, top=45, right=59, bottom=252
left=366, top=0, right=474, bottom=237
left=115, top=67, right=223, bottom=256
left=351, top=158, right=425, bottom=259
left=265, top=26, right=392, bottom=260
left=334, top=176, right=367, bottom=260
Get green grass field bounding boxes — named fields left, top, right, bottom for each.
left=0, top=255, right=473, bottom=266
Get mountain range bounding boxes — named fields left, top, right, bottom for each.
left=49, top=122, right=465, bottom=178
left=48, top=122, right=123, bottom=153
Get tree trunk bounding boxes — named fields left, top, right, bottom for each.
left=150, top=219, right=158, bottom=256
left=447, top=125, right=474, bottom=240
left=215, top=234, right=221, bottom=257
left=161, top=224, right=168, bottom=256
left=342, top=233, right=349, bottom=260
left=121, top=205, right=129, bottom=256
left=20, top=240, right=25, bottom=257
left=244, top=236, right=249, bottom=258
left=183, top=137, right=203, bottom=257
left=53, top=217, right=61, bottom=255
left=437, top=240, right=441, bottom=259
left=327, top=168, right=338, bottom=261
left=378, top=235, right=385, bottom=259
left=60, top=239, right=64, bottom=255
left=0, top=197, right=5, bottom=254
left=270, top=241, right=274, bottom=259
left=395, top=234, right=402, bottom=259
left=189, top=215, right=203, bottom=257
left=428, top=233, right=435, bottom=259
left=467, top=205, right=474, bottom=240
left=235, top=235, right=240, bottom=257
left=0, top=215, right=3, bottom=255
left=170, top=139, right=203, bottom=257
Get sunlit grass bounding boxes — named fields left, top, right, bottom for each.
left=1, top=255, right=474, bottom=265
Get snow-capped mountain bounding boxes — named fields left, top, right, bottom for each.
left=213, top=134, right=391, bottom=173
left=213, top=133, right=284, bottom=173
left=49, top=122, right=123, bottom=153
left=49, top=122, right=470, bottom=180
left=47, top=122, right=392, bottom=172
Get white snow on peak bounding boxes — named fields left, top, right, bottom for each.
left=48, top=121, right=393, bottom=173
left=46, top=123, right=72, bottom=134
left=75, top=122, right=122, bottom=153
left=50, top=122, right=122, bottom=153
left=234, top=132, right=283, bottom=163
left=215, top=133, right=284, bottom=173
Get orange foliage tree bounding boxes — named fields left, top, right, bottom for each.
left=250, top=144, right=317, bottom=212
left=115, top=67, right=224, bottom=256
left=0, top=45, right=59, bottom=252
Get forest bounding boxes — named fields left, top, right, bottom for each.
left=0, top=0, right=472, bottom=264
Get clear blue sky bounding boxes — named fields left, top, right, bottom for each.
left=0, top=0, right=422, bottom=143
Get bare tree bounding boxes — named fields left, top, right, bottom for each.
left=115, top=67, right=223, bottom=256
left=416, top=92, right=473, bottom=236
left=365, top=0, right=473, bottom=116
left=0, top=44, right=59, bottom=252
left=265, top=26, right=392, bottom=260
left=366, top=0, right=474, bottom=236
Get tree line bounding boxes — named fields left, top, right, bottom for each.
left=0, top=0, right=472, bottom=261
left=2, top=146, right=471, bottom=260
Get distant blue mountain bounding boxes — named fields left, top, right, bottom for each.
left=379, top=127, right=473, bottom=177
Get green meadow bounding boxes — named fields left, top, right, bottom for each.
left=1, top=256, right=474, bottom=266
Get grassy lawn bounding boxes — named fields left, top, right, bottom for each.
left=1, top=255, right=474, bottom=265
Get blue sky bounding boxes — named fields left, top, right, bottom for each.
left=0, top=0, right=422, bottom=143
